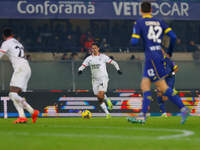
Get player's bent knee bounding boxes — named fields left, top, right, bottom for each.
left=97, top=94, right=104, bottom=100
left=141, top=83, right=151, bottom=92
left=97, top=94, right=104, bottom=103
left=97, top=91, right=104, bottom=99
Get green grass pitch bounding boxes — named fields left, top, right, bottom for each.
left=0, top=116, right=200, bottom=150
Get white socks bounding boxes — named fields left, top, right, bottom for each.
left=100, top=102, right=110, bottom=115
left=12, top=99, right=26, bottom=118
left=21, top=99, right=34, bottom=114
left=9, top=92, right=34, bottom=117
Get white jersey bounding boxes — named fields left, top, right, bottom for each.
left=0, top=38, right=28, bottom=70
left=0, top=37, right=31, bottom=91
left=81, top=54, right=112, bottom=80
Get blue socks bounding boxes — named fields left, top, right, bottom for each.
left=141, top=91, right=152, bottom=114
left=163, top=88, right=184, bottom=109
left=157, top=96, right=166, bottom=113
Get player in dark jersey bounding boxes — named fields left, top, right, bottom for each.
left=157, top=48, right=178, bottom=117
left=127, top=1, right=189, bottom=124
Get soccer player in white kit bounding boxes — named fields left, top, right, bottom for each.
left=0, top=28, right=39, bottom=123
left=78, top=42, right=122, bottom=118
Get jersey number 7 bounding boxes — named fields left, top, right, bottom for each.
left=15, top=46, right=24, bottom=58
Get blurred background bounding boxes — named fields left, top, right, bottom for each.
left=0, top=0, right=200, bottom=91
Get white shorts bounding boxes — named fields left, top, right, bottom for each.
left=92, top=79, right=109, bottom=95
left=10, top=62, right=31, bottom=92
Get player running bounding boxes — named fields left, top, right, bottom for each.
left=127, top=2, right=189, bottom=124
left=0, top=28, right=39, bottom=123
left=157, top=48, right=178, bottom=118
left=78, top=42, right=122, bottom=119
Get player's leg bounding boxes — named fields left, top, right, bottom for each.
left=128, top=60, right=154, bottom=123
left=20, top=68, right=34, bottom=114
left=154, top=79, right=190, bottom=124
left=102, top=80, right=113, bottom=110
left=140, top=77, right=152, bottom=116
left=20, top=64, right=39, bottom=123
left=128, top=77, right=152, bottom=123
left=104, top=94, right=112, bottom=110
left=154, top=79, right=184, bottom=108
left=157, top=77, right=175, bottom=117
left=9, top=86, right=27, bottom=123
left=156, top=90, right=167, bottom=117
left=93, top=80, right=110, bottom=118
left=97, top=91, right=111, bottom=119
left=10, top=64, right=39, bottom=123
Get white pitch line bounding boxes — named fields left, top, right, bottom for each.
left=158, top=129, right=194, bottom=140
left=33, top=125, right=195, bottom=140
left=0, top=127, right=195, bottom=141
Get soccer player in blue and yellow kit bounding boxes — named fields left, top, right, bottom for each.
left=157, top=48, right=179, bottom=117
left=128, top=1, right=189, bottom=124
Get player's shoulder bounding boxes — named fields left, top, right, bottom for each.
left=85, top=55, right=93, bottom=60
left=139, top=16, right=163, bottom=22
left=1, top=40, right=7, bottom=46
left=135, top=18, right=143, bottom=24
left=1, top=39, right=10, bottom=49
left=3, top=38, right=18, bottom=45
left=100, top=53, right=106, bottom=56
left=100, top=53, right=109, bottom=58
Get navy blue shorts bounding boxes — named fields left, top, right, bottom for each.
left=143, top=58, right=167, bottom=82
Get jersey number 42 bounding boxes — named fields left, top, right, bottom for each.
left=147, top=26, right=162, bottom=43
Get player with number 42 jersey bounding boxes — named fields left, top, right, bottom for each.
left=128, top=2, right=189, bottom=125
left=132, top=14, right=176, bottom=81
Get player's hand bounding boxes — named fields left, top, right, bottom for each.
left=78, top=70, right=82, bottom=75
left=117, top=70, right=122, bottom=75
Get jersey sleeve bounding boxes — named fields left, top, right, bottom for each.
left=161, top=20, right=176, bottom=57
left=160, top=20, right=172, bottom=34
left=131, top=20, right=142, bottom=39
left=103, top=54, right=112, bottom=64
left=78, top=57, right=90, bottom=71
left=0, top=42, right=9, bottom=59
left=82, top=57, right=90, bottom=67
left=0, top=42, right=9, bottom=53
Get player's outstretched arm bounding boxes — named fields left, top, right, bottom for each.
left=110, top=60, right=122, bottom=75
left=131, top=20, right=141, bottom=46
left=131, top=37, right=139, bottom=46
left=78, top=57, right=90, bottom=75
left=78, top=64, right=86, bottom=75
left=0, top=47, right=7, bottom=59
left=0, top=51, right=5, bottom=59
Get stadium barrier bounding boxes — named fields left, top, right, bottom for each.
left=0, top=60, right=200, bottom=90
left=0, top=52, right=195, bottom=61
left=0, top=90, right=200, bottom=118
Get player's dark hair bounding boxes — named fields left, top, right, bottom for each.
left=91, top=42, right=100, bottom=48
left=141, top=1, right=151, bottom=13
left=2, top=28, right=14, bottom=37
